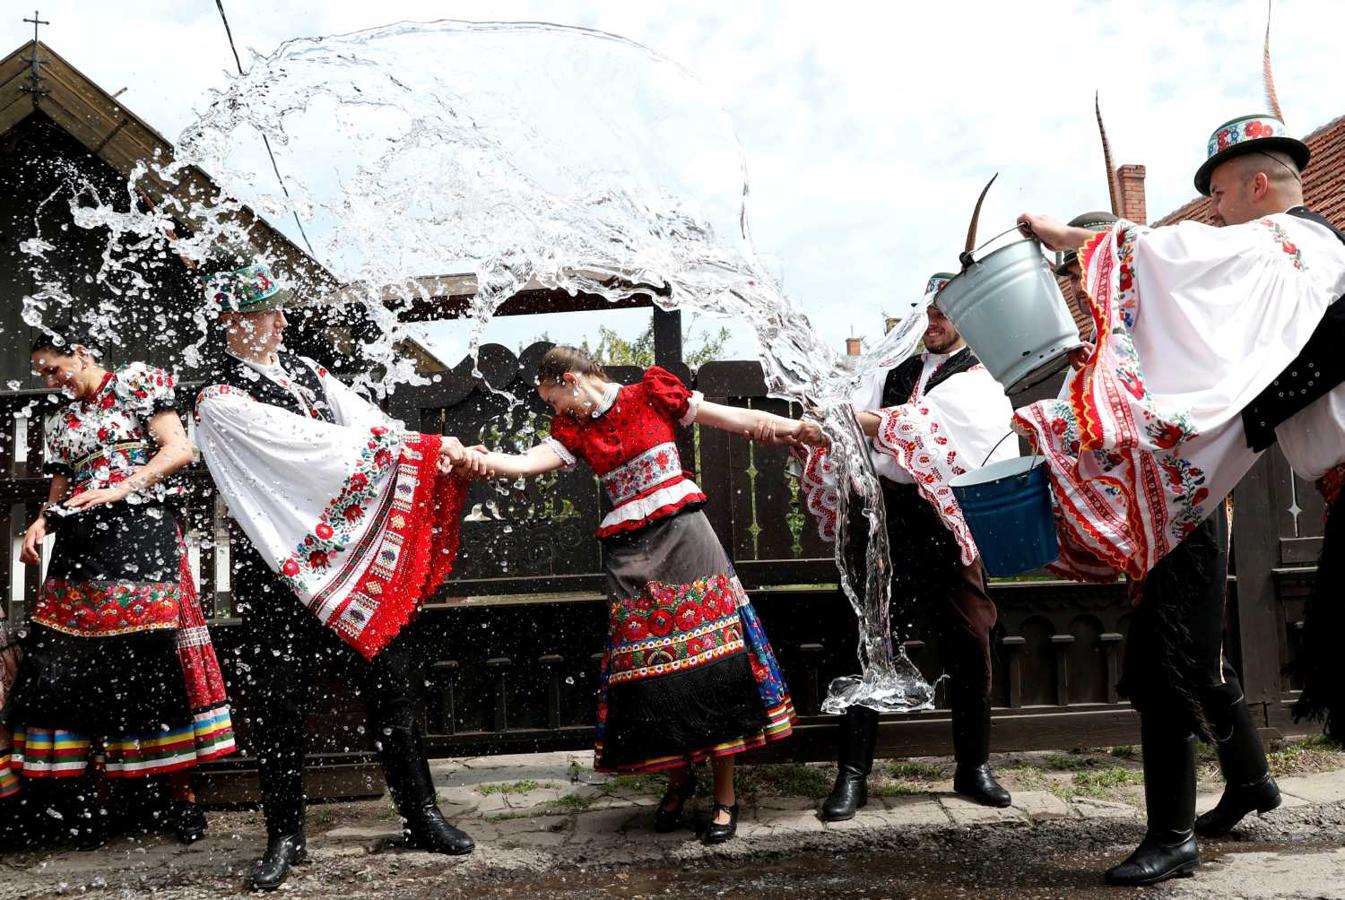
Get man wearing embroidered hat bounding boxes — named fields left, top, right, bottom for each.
left=1014, top=87, right=1345, bottom=886
left=792, top=274, right=1019, bottom=821
left=193, top=254, right=485, bottom=890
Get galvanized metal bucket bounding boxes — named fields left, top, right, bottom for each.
left=938, top=237, right=1082, bottom=393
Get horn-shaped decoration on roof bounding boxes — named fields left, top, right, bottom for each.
left=1263, top=0, right=1283, bottom=121
left=1095, top=92, right=1121, bottom=217
left=960, top=172, right=998, bottom=269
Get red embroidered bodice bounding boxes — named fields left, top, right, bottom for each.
left=548, top=366, right=707, bottom=538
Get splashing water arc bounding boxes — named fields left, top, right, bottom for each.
left=27, top=20, right=935, bottom=713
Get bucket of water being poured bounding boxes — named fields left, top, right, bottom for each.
left=937, top=238, right=1082, bottom=393
left=950, top=455, right=1058, bottom=576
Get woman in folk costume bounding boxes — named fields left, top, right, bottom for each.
left=468, top=345, right=801, bottom=844
left=790, top=281, right=1018, bottom=821
left=4, top=327, right=234, bottom=847
left=0, top=602, right=21, bottom=802
left=1014, top=36, right=1345, bottom=884
left=192, top=258, right=481, bottom=890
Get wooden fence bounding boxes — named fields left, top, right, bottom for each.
left=0, top=343, right=1320, bottom=801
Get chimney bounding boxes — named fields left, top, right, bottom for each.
left=1117, top=164, right=1147, bottom=224
left=845, top=336, right=863, bottom=357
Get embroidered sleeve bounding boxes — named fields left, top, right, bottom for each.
left=641, top=365, right=697, bottom=424
left=115, top=362, right=179, bottom=419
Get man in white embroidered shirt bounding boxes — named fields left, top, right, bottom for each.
left=796, top=275, right=1018, bottom=822
left=193, top=255, right=482, bottom=891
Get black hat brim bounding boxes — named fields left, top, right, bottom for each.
left=1194, top=136, right=1311, bottom=196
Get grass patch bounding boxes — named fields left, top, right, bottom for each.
left=1043, top=752, right=1105, bottom=771
left=1267, top=734, right=1345, bottom=777
left=1108, top=745, right=1138, bottom=760
left=1070, top=767, right=1144, bottom=799
left=871, top=781, right=928, bottom=798
left=540, top=794, right=595, bottom=813
left=885, top=761, right=947, bottom=781
left=603, top=773, right=666, bottom=796
left=478, top=779, right=542, bottom=796
left=737, top=764, right=834, bottom=800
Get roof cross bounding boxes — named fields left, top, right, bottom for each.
left=20, top=10, right=51, bottom=104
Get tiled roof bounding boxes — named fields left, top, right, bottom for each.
left=1155, top=114, right=1345, bottom=228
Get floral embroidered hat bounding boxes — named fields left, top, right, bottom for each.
left=925, top=272, right=954, bottom=297
left=201, top=262, right=295, bottom=313
left=1194, top=114, right=1310, bottom=196
left=1054, top=212, right=1118, bottom=277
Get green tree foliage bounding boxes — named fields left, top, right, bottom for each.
left=591, top=317, right=731, bottom=368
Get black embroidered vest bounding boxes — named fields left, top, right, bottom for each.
left=1240, top=207, right=1345, bottom=451
left=880, top=347, right=980, bottom=408
left=212, top=352, right=335, bottom=424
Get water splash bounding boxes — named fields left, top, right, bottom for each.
left=21, top=19, right=933, bottom=713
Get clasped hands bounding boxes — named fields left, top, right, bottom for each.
left=437, top=437, right=497, bottom=478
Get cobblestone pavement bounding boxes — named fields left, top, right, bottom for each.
left=2, top=749, right=1345, bottom=898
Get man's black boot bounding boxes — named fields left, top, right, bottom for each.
left=380, top=724, right=474, bottom=855
left=1105, top=717, right=1199, bottom=886
left=951, top=696, right=1011, bottom=807
left=1196, top=701, right=1281, bottom=837
left=250, top=832, right=308, bottom=891
left=820, top=706, right=879, bottom=821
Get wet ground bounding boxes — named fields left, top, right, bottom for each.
left=4, top=748, right=1345, bottom=898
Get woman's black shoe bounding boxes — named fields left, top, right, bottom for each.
left=703, top=802, right=738, bottom=844
left=174, top=801, right=207, bottom=844
left=653, top=771, right=697, bottom=833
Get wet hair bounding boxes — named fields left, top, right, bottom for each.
left=537, top=345, right=609, bottom=385
left=30, top=323, right=102, bottom=360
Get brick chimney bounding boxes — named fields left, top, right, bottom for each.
left=1118, top=164, right=1147, bottom=224
left=845, top=336, right=863, bottom=357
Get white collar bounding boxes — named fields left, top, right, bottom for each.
left=228, top=348, right=285, bottom=375
left=591, top=382, right=620, bottom=418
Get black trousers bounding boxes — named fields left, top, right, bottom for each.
left=846, top=482, right=998, bottom=706
left=232, top=539, right=426, bottom=836
left=1292, top=488, right=1345, bottom=741
left=1121, top=504, right=1248, bottom=739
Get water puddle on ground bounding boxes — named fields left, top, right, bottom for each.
left=454, top=839, right=1345, bottom=899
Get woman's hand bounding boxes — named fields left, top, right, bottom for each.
left=796, top=420, right=829, bottom=447
left=20, top=516, right=47, bottom=565
left=63, top=483, right=132, bottom=512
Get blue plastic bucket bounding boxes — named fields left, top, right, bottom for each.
left=949, top=456, right=1058, bottom=576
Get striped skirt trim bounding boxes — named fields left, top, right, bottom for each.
left=7, top=705, right=236, bottom=780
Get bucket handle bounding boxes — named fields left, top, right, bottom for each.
left=979, top=431, right=1047, bottom=475
left=959, top=225, right=1036, bottom=269
left=979, top=431, right=1017, bottom=468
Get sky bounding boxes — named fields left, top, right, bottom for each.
left=4, top=0, right=1342, bottom=365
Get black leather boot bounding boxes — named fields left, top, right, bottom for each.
left=820, top=706, right=879, bottom=821
left=1105, top=717, right=1199, bottom=886
left=951, top=697, right=1011, bottom=807
left=1196, top=701, right=1280, bottom=837
left=250, top=832, right=308, bottom=892
left=251, top=739, right=307, bottom=891
left=379, top=724, right=474, bottom=855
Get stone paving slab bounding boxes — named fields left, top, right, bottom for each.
left=1011, top=790, right=1074, bottom=821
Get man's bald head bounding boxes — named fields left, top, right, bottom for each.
left=1209, top=149, right=1304, bottom=226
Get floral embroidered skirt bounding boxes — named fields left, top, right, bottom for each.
left=4, top=501, right=234, bottom=784
left=595, top=509, right=795, bottom=773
